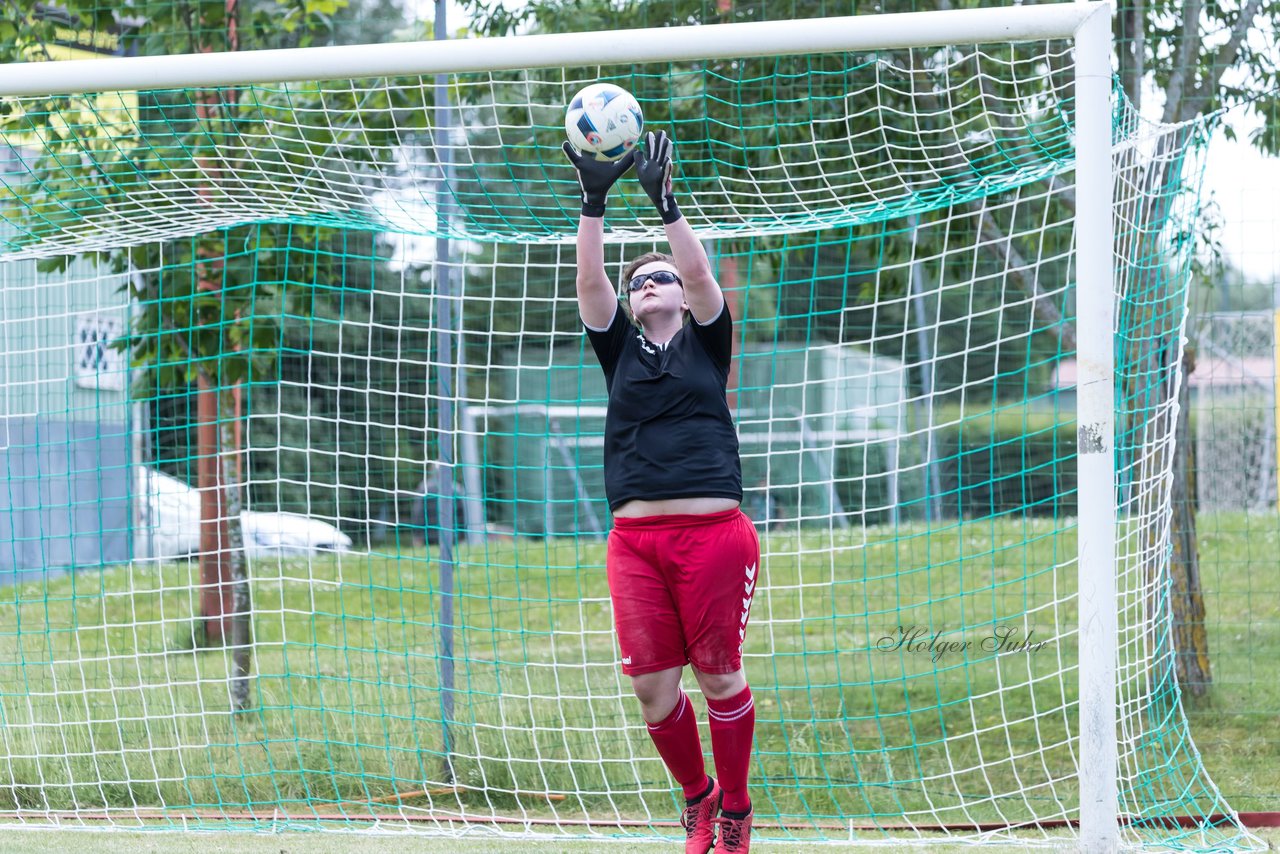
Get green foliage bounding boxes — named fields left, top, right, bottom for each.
left=825, top=406, right=1077, bottom=526
left=462, top=0, right=988, bottom=37
left=1249, top=92, right=1280, bottom=156
left=456, top=0, right=1276, bottom=355
left=136, top=225, right=437, bottom=531
left=438, top=1, right=1083, bottom=433
left=2, top=1, right=438, bottom=529
left=1, top=1, right=420, bottom=382
left=934, top=408, right=1078, bottom=520
left=1125, top=0, right=1279, bottom=124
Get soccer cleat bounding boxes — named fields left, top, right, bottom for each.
left=713, top=809, right=753, bottom=853
left=680, top=779, right=722, bottom=854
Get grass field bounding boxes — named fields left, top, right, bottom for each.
left=0, top=513, right=1276, bottom=848
left=1179, top=511, right=1280, bottom=815
left=1, top=827, right=1278, bottom=854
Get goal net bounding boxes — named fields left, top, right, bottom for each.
left=0, top=5, right=1259, bottom=848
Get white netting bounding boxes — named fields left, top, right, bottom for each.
left=0, top=45, right=1081, bottom=256
left=0, top=22, right=1261, bottom=851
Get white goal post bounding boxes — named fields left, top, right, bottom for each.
left=2, top=6, right=1106, bottom=95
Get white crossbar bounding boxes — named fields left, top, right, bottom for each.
left=0, top=3, right=1100, bottom=96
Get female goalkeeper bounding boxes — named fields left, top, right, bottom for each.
left=563, top=131, right=759, bottom=854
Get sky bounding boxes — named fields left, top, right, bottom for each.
left=1203, top=126, right=1280, bottom=286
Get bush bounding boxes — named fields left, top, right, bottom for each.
left=935, top=412, right=1077, bottom=519
left=831, top=407, right=1077, bottom=524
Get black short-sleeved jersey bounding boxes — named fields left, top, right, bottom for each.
left=584, top=300, right=742, bottom=512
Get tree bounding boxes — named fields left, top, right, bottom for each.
left=1114, top=0, right=1275, bottom=696
left=1, top=0, right=432, bottom=710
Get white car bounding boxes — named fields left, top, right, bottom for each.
left=136, top=467, right=353, bottom=559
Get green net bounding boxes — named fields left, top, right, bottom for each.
left=0, top=14, right=1264, bottom=849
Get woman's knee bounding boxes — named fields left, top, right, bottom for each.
left=629, top=667, right=684, bottom=720
left=691, top=666, right=747, bottom=701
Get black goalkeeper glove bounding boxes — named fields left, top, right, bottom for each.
left=562, top=142, right=636, bottom=218
left=634, top=130, right=682, bottom=224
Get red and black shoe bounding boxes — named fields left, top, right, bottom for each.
left=713, top=807, right=753, bottom=853
left=680, top=779, right=722, bottom=854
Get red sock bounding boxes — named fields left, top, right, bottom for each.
left=705, top=685, right=755, bottom=813
left=646, top=691, right=710, bottom=799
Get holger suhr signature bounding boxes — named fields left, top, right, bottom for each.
left=876, top=625, right=1052, bottom=662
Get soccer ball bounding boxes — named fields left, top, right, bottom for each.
left=564, top=83, right=644, bottom=162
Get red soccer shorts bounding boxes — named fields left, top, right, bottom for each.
left=606, top=508, right=761, bottom=676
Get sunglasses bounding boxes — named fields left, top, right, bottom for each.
left=626, top=270, right=683, bottom=293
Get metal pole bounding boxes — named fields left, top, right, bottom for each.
left=1074, top=5, right=1118, bottom=852
left=128, top=266, right=154, bottom=562
left=433, top=0, right=459, bottom=784
left=1274, top=309, right=1280, bottom=509
left=908, top=215, right=941, bottom=522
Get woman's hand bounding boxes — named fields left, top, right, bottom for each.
left=563, top=143, right=636, bottom=218
left=634, top=131, right=682, bottom=224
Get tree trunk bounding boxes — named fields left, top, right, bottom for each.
left=1123, top=130, right=1213, bottom=695
left=221, top=397, right=253, bottom=711
left=1170, top=347, right=1211, bottom=695
left=195, top=237, right=233, bottom=644
left=1117, top=0, right=1144, bottom=112
left=196, top=371, right=234, bottom=644
left=195, top=0, right=243, bottom=649
left=1142, top=0, right=1261, bottom=696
